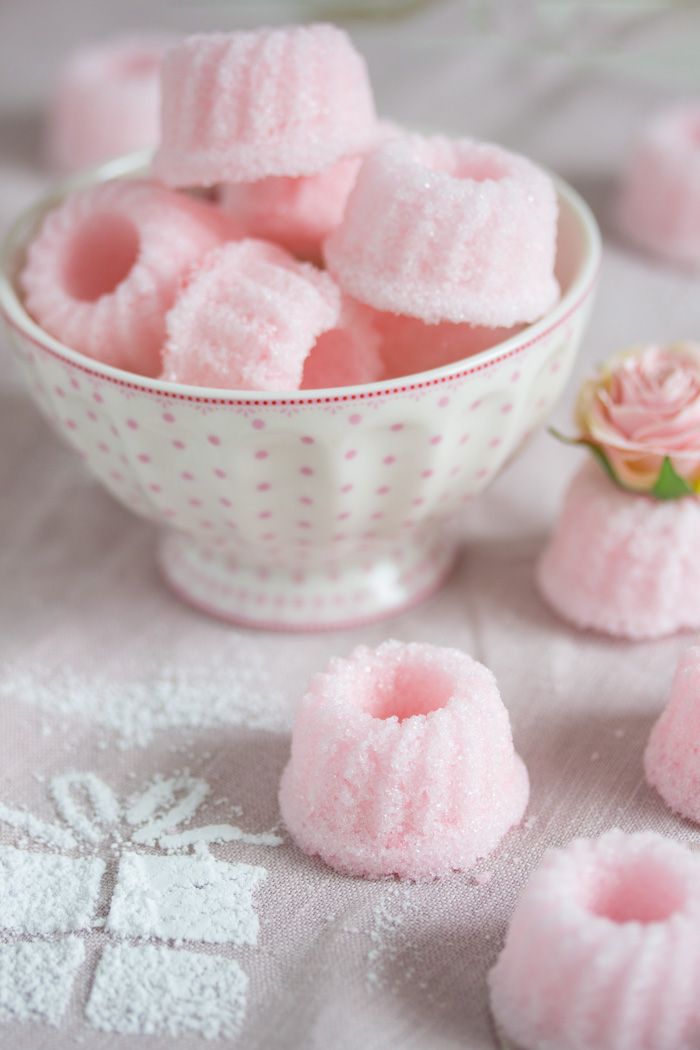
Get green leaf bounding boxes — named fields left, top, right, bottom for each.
left=548, top=429, right=697, bottom=502
left=651, top=457, right=695, bottom=500
left=548, top=428, right=630, bottom=490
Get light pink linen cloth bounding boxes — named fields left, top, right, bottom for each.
left=1, top=3, right=700, bottom=1048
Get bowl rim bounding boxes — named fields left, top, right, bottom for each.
left=0, top=149, right=601, bottom=406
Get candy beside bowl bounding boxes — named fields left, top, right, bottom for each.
left=0, top=156, right=600, bottom=631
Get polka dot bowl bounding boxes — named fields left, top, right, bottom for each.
left=0, top=154, right=600, bottom=630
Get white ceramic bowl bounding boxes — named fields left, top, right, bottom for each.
left=0, top=154, right=601, bottom=630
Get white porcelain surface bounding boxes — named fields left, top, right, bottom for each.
left=0, top=155, right=600, bottom=630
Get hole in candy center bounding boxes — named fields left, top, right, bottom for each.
left=587, top=856, right=686, bottom=924
left=366, top=657, right=454, bottom=721
left=63, top=213, right=140, bottom=301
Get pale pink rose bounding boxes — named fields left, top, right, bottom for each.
left=576, top=342, right=700, bottom=492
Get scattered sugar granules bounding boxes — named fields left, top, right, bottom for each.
left=0, top=661, right=289, bottom=747
left=85, top=943, right=248, bottom=1039
left=0, top=802, right=76, bottom=850
left=50, top=771, right=120, bottom=844
left=365, top=885, right=418, bottom=991
left=0, top=845, right=104, bottom=934
left=107, top=852, right=267, bottom=944
left=0, top=938, right=85, bottom=1025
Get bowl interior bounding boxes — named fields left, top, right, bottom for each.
left=0, top=152, right=600, bottom=401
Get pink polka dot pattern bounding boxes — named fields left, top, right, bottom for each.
left=3, top=169, right=598, bottom=628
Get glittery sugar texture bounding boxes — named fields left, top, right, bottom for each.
left=324, top=134, right=559, bottom=328
left=489, top=830, right=700, bottom=1050
left=161, top=239, right=341, bottom=390
left=153, top=25, right=378, bottom=187
left=279, top=640, right=529, bottom=880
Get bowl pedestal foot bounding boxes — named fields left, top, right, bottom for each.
left=158, top=530, right=457, bottom=631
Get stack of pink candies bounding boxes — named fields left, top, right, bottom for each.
left=22, top=24, right=560, bottom=391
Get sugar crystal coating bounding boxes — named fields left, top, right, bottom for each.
left=20, top=179, right=229, bottom=377
left=324, top=134, right=559, bottom=327
left=619, top=103, right=700, bottom=268
left=153, top=25, right=377, bottom=187
left=489, top=830, right=700, bottom=1050
left=161, top=239, right=341, bottom=390
left=279, top=640, right=529, bottom=879
left=537, top=462, right=700, bottom=639
left=47, top=35, right=172, bottom=173
left=645, top=647, right=700, bottom=823
left=301, top=297, right=383, bottom=389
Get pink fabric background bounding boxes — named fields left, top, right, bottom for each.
left=1, top=2, right=700, bottom=1047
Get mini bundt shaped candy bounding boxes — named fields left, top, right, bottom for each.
left=47, top=35, right=172, bottom=173
left=645, top=647, right=700, bottom=823
left=301, top=297, right=383, bottom=389
left=153, top=25, right=377, bottom=187
left=537, top=462, right=700, bottom=639
left=20, top=179, right=229, bottom=377
left=161, top=239, right=341, bottom=391
left=619, top=103, right=700, bottom=268
left=489, top=830, right=700, bottom=1050
left=279, top=641, right=529, bottom=879
left=324, top=134, right=559, bottom=327
left=219, top=156, right=362, bottom=264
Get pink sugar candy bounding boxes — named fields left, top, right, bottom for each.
left=645, top=647, right=700, bottom=823
left=374, top=310, right=522, bottom=378
left=218, top=121, right=401, bottom=264
left=47, top=36, right=172, bottom=174
left=489, top=829, right=700, bottom=1050
left=220, top=156, right=362, bottom=265
left=302, top=298, right=383, bottom=389
left=324, top=134, right=559, bottom=327
left=20, top=179, right=228, bottom=377
left=162, top=239, right=341, bottom=391
left=537, top=462, right=700, bottom=639
left=619, top=103, right=700, bottom=268
left=153, top=25, right=377, bottom=188
left=278, top=640, right=529, bottom=880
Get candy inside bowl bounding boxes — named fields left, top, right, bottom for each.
left=0, top=153, right=599, bottom=630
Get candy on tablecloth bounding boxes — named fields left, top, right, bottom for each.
left=20, top=179, right=229, bottom=377
left=153, top=25, right=377, bottom=188
left=645, top=646, right=700, bottom=823
left=301, top=298, right=383, bottom=389
left=537, top=461, right=700, bottom=639
left=489, top=830, right=700, bottom=1050
left=619, top=102, right=700, bottom=268
left=161, top=239, right=340, bottom=390
left=279, top=641, right=529, bottom=880
left=47, top=35, right=172, bottom=173
left=324, top=134, right=559, bottom=327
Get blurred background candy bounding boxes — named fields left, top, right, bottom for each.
left=47, top=34, right=173, bottom=173
left=618, top=101, right=700, bottom=269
